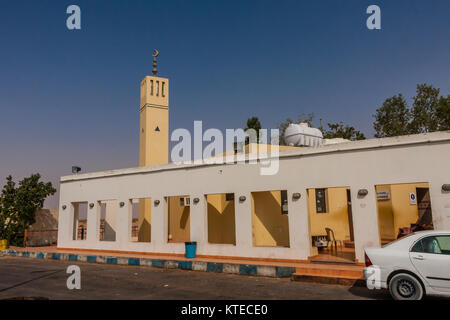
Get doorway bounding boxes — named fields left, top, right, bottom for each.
left=307, top=187, right=356, bottom=263
left=416, top=188, right=433, bottom=226
left=375, top=182, right=434, bottom=245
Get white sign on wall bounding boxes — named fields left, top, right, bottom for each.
left=410, top=193, right=417, bottom=205
left=377, top=190, right=390, bottom=200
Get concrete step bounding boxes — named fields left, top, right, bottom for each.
left=344, top=241, right=355, bottom=249
left=291, top=274, right=366, bottom=286
left=309, top=259, right=355, bottom=265
left=291, top=263, right=364, bottom=286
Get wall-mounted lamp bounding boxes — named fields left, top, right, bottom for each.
left=119, top=202, right=125, bottom=207
left=193, top=198, right=200, bottom=204
left=89, top=203, right=94, bottom=209
left=442, top=184, right=450, bottom=192
left=358, top=189, right=369, bottom=197
left=292, top=193, right=301, bottom=200
left=239, top=196, right=246, bottom=202
left=154, top=199, right=160, bottom=206
left=62, top=205, right=67, bottom=210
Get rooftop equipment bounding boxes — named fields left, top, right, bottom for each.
left=284, top=123, right=323, bottom=147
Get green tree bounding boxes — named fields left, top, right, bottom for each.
left=373, top=94, right=411, bottom=138
left=244, top=117, right=262, bottom=144
left=0, top=174, right=56, bottom=246
left=374, top=83, right=449, bottom=137
left=436, top=95, right=450, bottom=131
left=322, top=122, right=366, bottom=141
left=408, top=84, right=441, bottom=133
left=277, top=113, right=314, bottom=145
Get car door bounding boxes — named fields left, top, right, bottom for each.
left=410, top=235, right=450, bottom=293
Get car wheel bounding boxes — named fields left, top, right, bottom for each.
left=389, top=273, right=424, bottom=300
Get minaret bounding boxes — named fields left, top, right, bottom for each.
left=139, top=49, right=169, bottom=167
left=137, top=50, right=169, bottom=242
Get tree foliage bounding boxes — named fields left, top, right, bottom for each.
left=374, top=84, right=450, bottom=138
left=0, top=174, right=56, bottom=246
left=244, top=116, right=262, bottom=144
left=321, top=122, right=366, bottom=141
left=409, top=84, right=441, bottom=133
left=373, top=94, right=410, bottom=138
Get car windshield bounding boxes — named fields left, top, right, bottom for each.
left=382, top=233, right=418, bottom=248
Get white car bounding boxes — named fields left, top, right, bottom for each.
left=364, top=230, right=450, bottom=300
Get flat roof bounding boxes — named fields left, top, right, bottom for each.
left=61, top=131, right=450, bottom=183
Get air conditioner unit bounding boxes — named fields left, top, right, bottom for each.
left=180, top=197, right=190, bottom=207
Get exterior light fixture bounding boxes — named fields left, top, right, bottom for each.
left=72, top=166, right=81, bottom=174
left=358, top=189, right=369, bottom=197
left=193, top=198, right=200, bottom=204
left=292, top=193, right=301, bottom=200
left=62, top=205, right=67, bottom=210
left=239, top=196, right=246, bottom=202
left=89, top=203, right=94, bottom=209
left=119, top=202, right=125, bottom=207
left=154, top=199, right=160, bottom=206
left=442, top=184, right=450, bottom=192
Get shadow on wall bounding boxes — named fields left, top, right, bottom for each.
left=138, top=220, right=151, bottom=242
left=251, top=191, right=290, bottom=247
left=137, top=198, right=152, bottom=243
left=167, top=196, right=190, bottom=243
left=207, top=194, right=236, bottom=245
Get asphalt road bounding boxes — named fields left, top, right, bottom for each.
left=0, top=256, right=390, bottom=300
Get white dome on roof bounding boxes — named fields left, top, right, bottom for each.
left=284, top=122, right=323, bottom=147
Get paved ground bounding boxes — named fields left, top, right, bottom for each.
left=0, top=256, right=390, bottom=300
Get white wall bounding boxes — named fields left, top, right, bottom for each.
left=57, top=132, right=450, bottom=262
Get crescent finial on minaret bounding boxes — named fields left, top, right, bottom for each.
left=152, top=49, right=159, bottom=75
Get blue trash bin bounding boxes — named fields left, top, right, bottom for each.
left=185, top=241, right=197, bottom=258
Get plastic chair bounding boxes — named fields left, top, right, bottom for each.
left=325, top=228, right=343, bottom=251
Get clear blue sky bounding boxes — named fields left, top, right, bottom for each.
left=1, top=0, right=449, bottom=208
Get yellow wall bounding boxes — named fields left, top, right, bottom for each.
left=375, top=185, right=395, bottom=240
left=376, top=182, right=430, bottom=240
left=251, top=191, right=290, bottom=247
left=137, top=198, right=151, bottom=242
left=167, top=196, right=190, bottom=242
left=307, top=187, right=350, bottom=242
left=139, top=75, right=169, bottom=167
left=140, top=75, right=169, bottom=108
left=206, top=194, right=236, bottom=245
left=139, top=106, right=169, bottom=167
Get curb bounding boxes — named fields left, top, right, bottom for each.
left=291, top=274, right=366, bottom=287
left=1, top=249, right=296, bottom=279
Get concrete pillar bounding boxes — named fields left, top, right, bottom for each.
left=102, top=200, right=116, bottom=241
left=235, top=192, right=253, bottom=249
left=287, top=189, right=310, bottom=260
left=350, top=185, right=380, bottom=263
left=151, top=195, right=166, bottom=245
left=429, top=181, right=450, bottom=230
left=86, top=200, right=97, bottom=244
left=189, top=194, right=207, bottom=244
left=57, top=198, right=73, bottom=245
left=115, top=200, right=129, bottom=248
